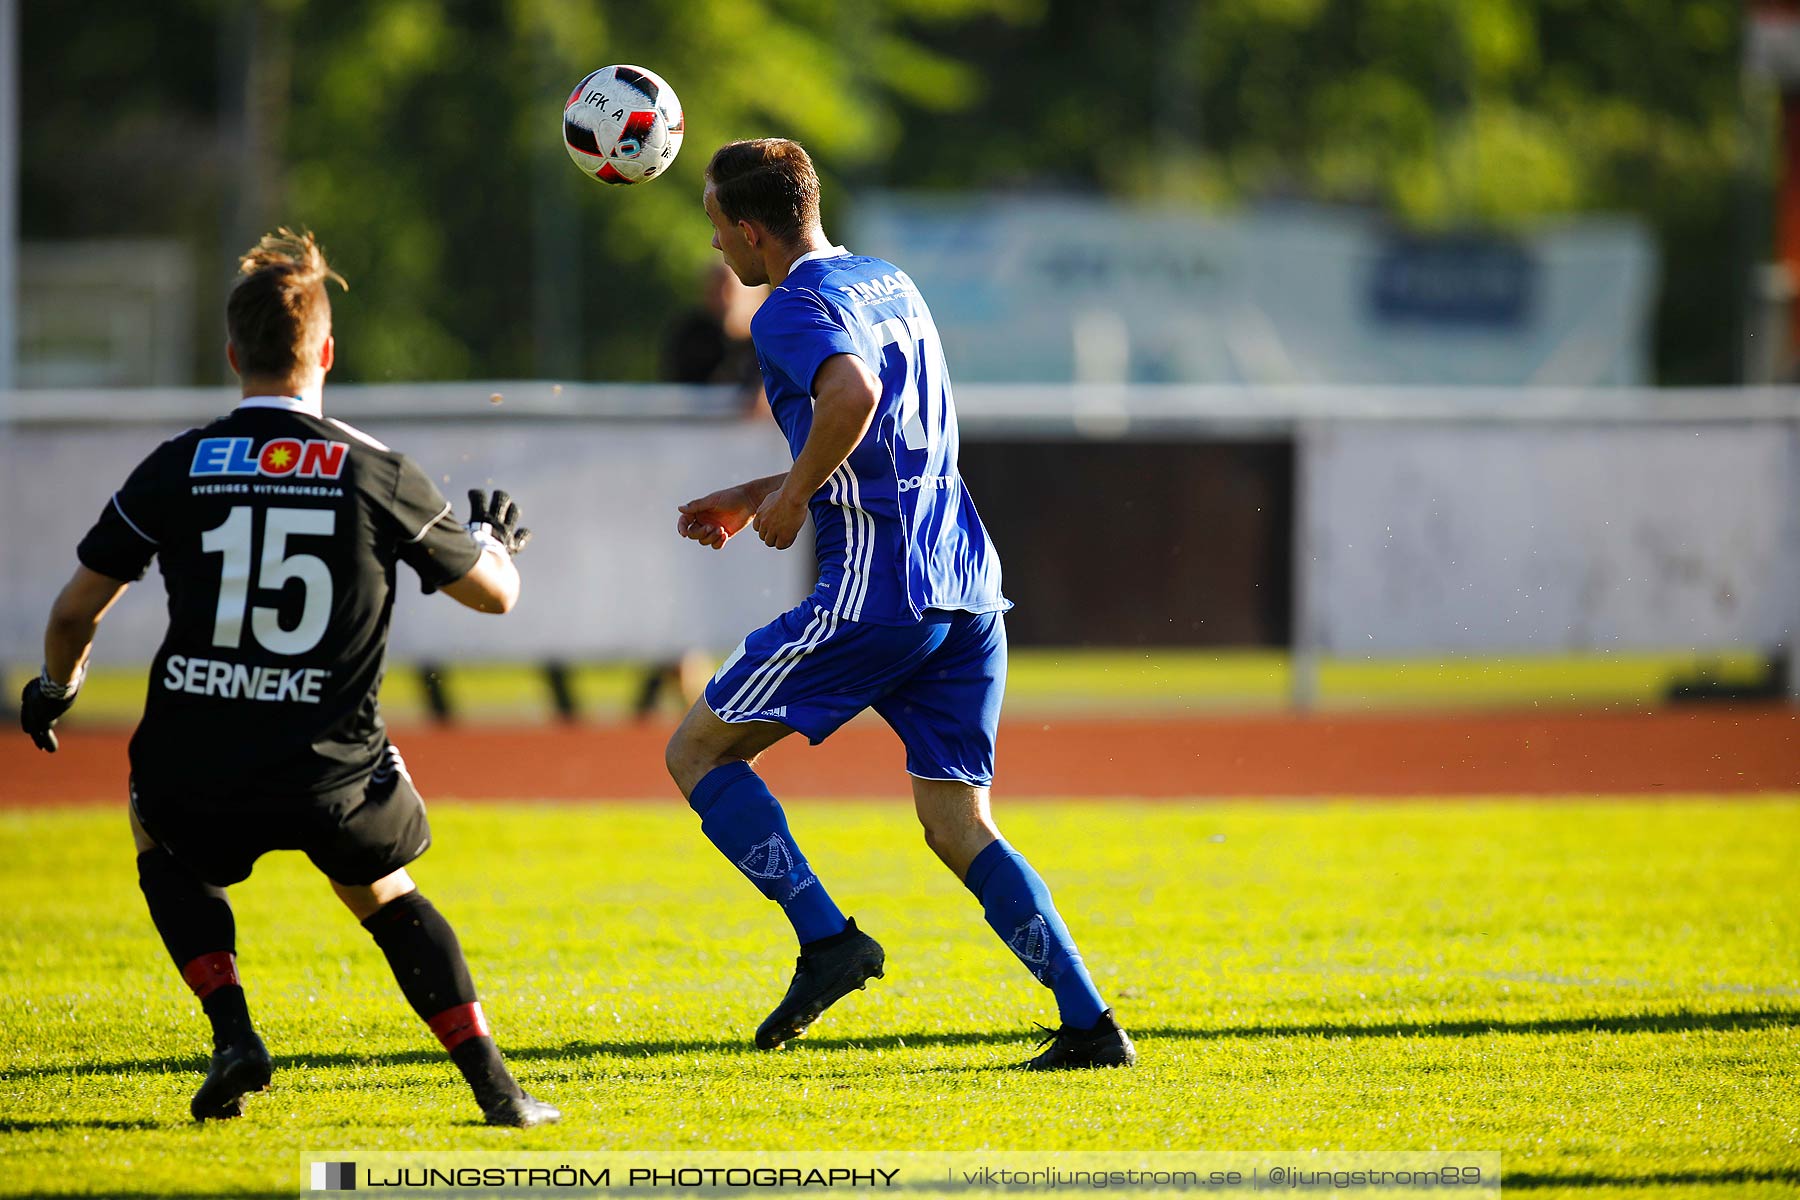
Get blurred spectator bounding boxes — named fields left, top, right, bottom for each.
left=660, top=260, right=768, bottom=412
left=635, top=264, right=769, bottom=720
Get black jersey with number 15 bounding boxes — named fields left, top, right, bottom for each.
left=77, top=398, right=481, bottom=799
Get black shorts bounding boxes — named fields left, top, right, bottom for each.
left=130, top=743, right=432, bottom=888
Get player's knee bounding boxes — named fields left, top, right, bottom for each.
left=917, top=809, right=959, bottom=852
left=330, top=880, right=379, bottom=921
left=331, top=869, right=415, bottom=921
left=920, top=820, right=946, bottom=856
left=128, top=807, right=158, bottom=854
left=664, top=727, right=704, bottom=796
left=917, top=796, right=999, bottom=856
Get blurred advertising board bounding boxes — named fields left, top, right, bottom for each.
left=854, top=195, right=1654, bottom=387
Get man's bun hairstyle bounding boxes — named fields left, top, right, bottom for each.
left=705, top=139, right=821, bottom=244
left=227, top=227, right=346, bottom=378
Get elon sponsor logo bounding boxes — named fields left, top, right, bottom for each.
left=191, top=437, right=348, bottom=479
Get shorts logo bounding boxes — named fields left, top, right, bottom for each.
left=758, top=705, right=789, bottom=720
left=1008, top=916, right=1053, bottom=980
left=736, top=834, right=794, bottom=881
left=192, top=437, right=348, bottom=479
left=370, top=744, right=411, bottom=787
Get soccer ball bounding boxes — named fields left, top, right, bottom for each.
left=563, top=65, right=684, bottom=185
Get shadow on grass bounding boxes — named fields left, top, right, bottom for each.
left=739, top=1005, right=1800, bottom=1053
left=1130, top=1006, right=1800, bottom=1044
left=0, top=1117, right=165, bottom=1132
left=5, top=1007, right=1794, bottom=1083
left=0, top=1038, right=743, bottom=1084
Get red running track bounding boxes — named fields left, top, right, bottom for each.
left=2, top=707, right=1796, bottom=807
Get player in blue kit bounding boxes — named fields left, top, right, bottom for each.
left=665, top=139, right=1136, bottom=1069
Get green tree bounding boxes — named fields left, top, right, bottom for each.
left=20, top=0, right=1030, bottom=384
left=888, top=0, right=1755, bottom=383
left=22, top=0, right=1752, bottom=383
left=272, top=0, right=1037, bottom=381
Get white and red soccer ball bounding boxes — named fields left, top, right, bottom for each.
left=563, top=65, right=684, bottom=185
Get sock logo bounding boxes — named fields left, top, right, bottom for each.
left=736, top=834, right=794, bottom=881
left=781, top=873, right=818, bottom=905
left=1008, top=916, right=1053, bottom=981
left=310, top=1161, right=356, bottom=1190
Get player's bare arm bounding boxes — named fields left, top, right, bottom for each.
left=751, top=353, right=880, bottom=550
left=43, top=566, right=130, bottom=684
left=677, top=472, right=787, bottom=549
left=442, top=553, right=519, bottom=613
left=20, top=565, right=131, bottom=752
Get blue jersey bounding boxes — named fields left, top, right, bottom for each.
left=750, top=247, right=1008, bottom=626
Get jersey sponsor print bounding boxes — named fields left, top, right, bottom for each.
left=750, top=248, right=1008, bottom=626
left=77, top=397, right=480, bottom=797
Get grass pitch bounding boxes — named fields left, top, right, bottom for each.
left=0, top=797, right=1796, bottom=1198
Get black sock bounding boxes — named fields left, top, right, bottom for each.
left=137, top=848, right=253, bottom=1048
left=449, top=1038, right=522, bottom=1108
left=200, top=987, right=254, bottom=1050
left=137, top=848, right=236, bottom=966
left=361, top=892, right=523, bottom=1106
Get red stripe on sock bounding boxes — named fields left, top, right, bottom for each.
left=426, top=1001, right=491, bottom=1051
left=179, top=952, right=240, bottom=1000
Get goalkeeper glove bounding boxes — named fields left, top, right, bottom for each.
left=21, top=665, right=83, bottom=753
left=466, top=489, right=532, bottom=557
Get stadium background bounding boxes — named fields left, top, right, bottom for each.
left=0, top=2, right=1796, bottom=1198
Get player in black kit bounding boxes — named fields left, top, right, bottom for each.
left=18, top=229, right=559, bottom=1128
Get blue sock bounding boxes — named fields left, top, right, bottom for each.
left=688, top=762, right=848, bottom=946
left=965, top=839, right=1107, bottom=1029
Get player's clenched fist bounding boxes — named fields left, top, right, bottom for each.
left=752, top=488, right=808, bottom=551
left=466, top=489, right=531, bottom=556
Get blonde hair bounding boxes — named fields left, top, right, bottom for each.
left=227, top=227, right=347, bottom=378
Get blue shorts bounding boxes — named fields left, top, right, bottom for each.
left=705, top=603, right=1007, bottom=786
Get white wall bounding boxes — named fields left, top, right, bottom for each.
left=1298, top=423, right=1800, bottom=653
left=0, top=418, right=810, bottom=661
left=6, top=385, right=1800, bottom=664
